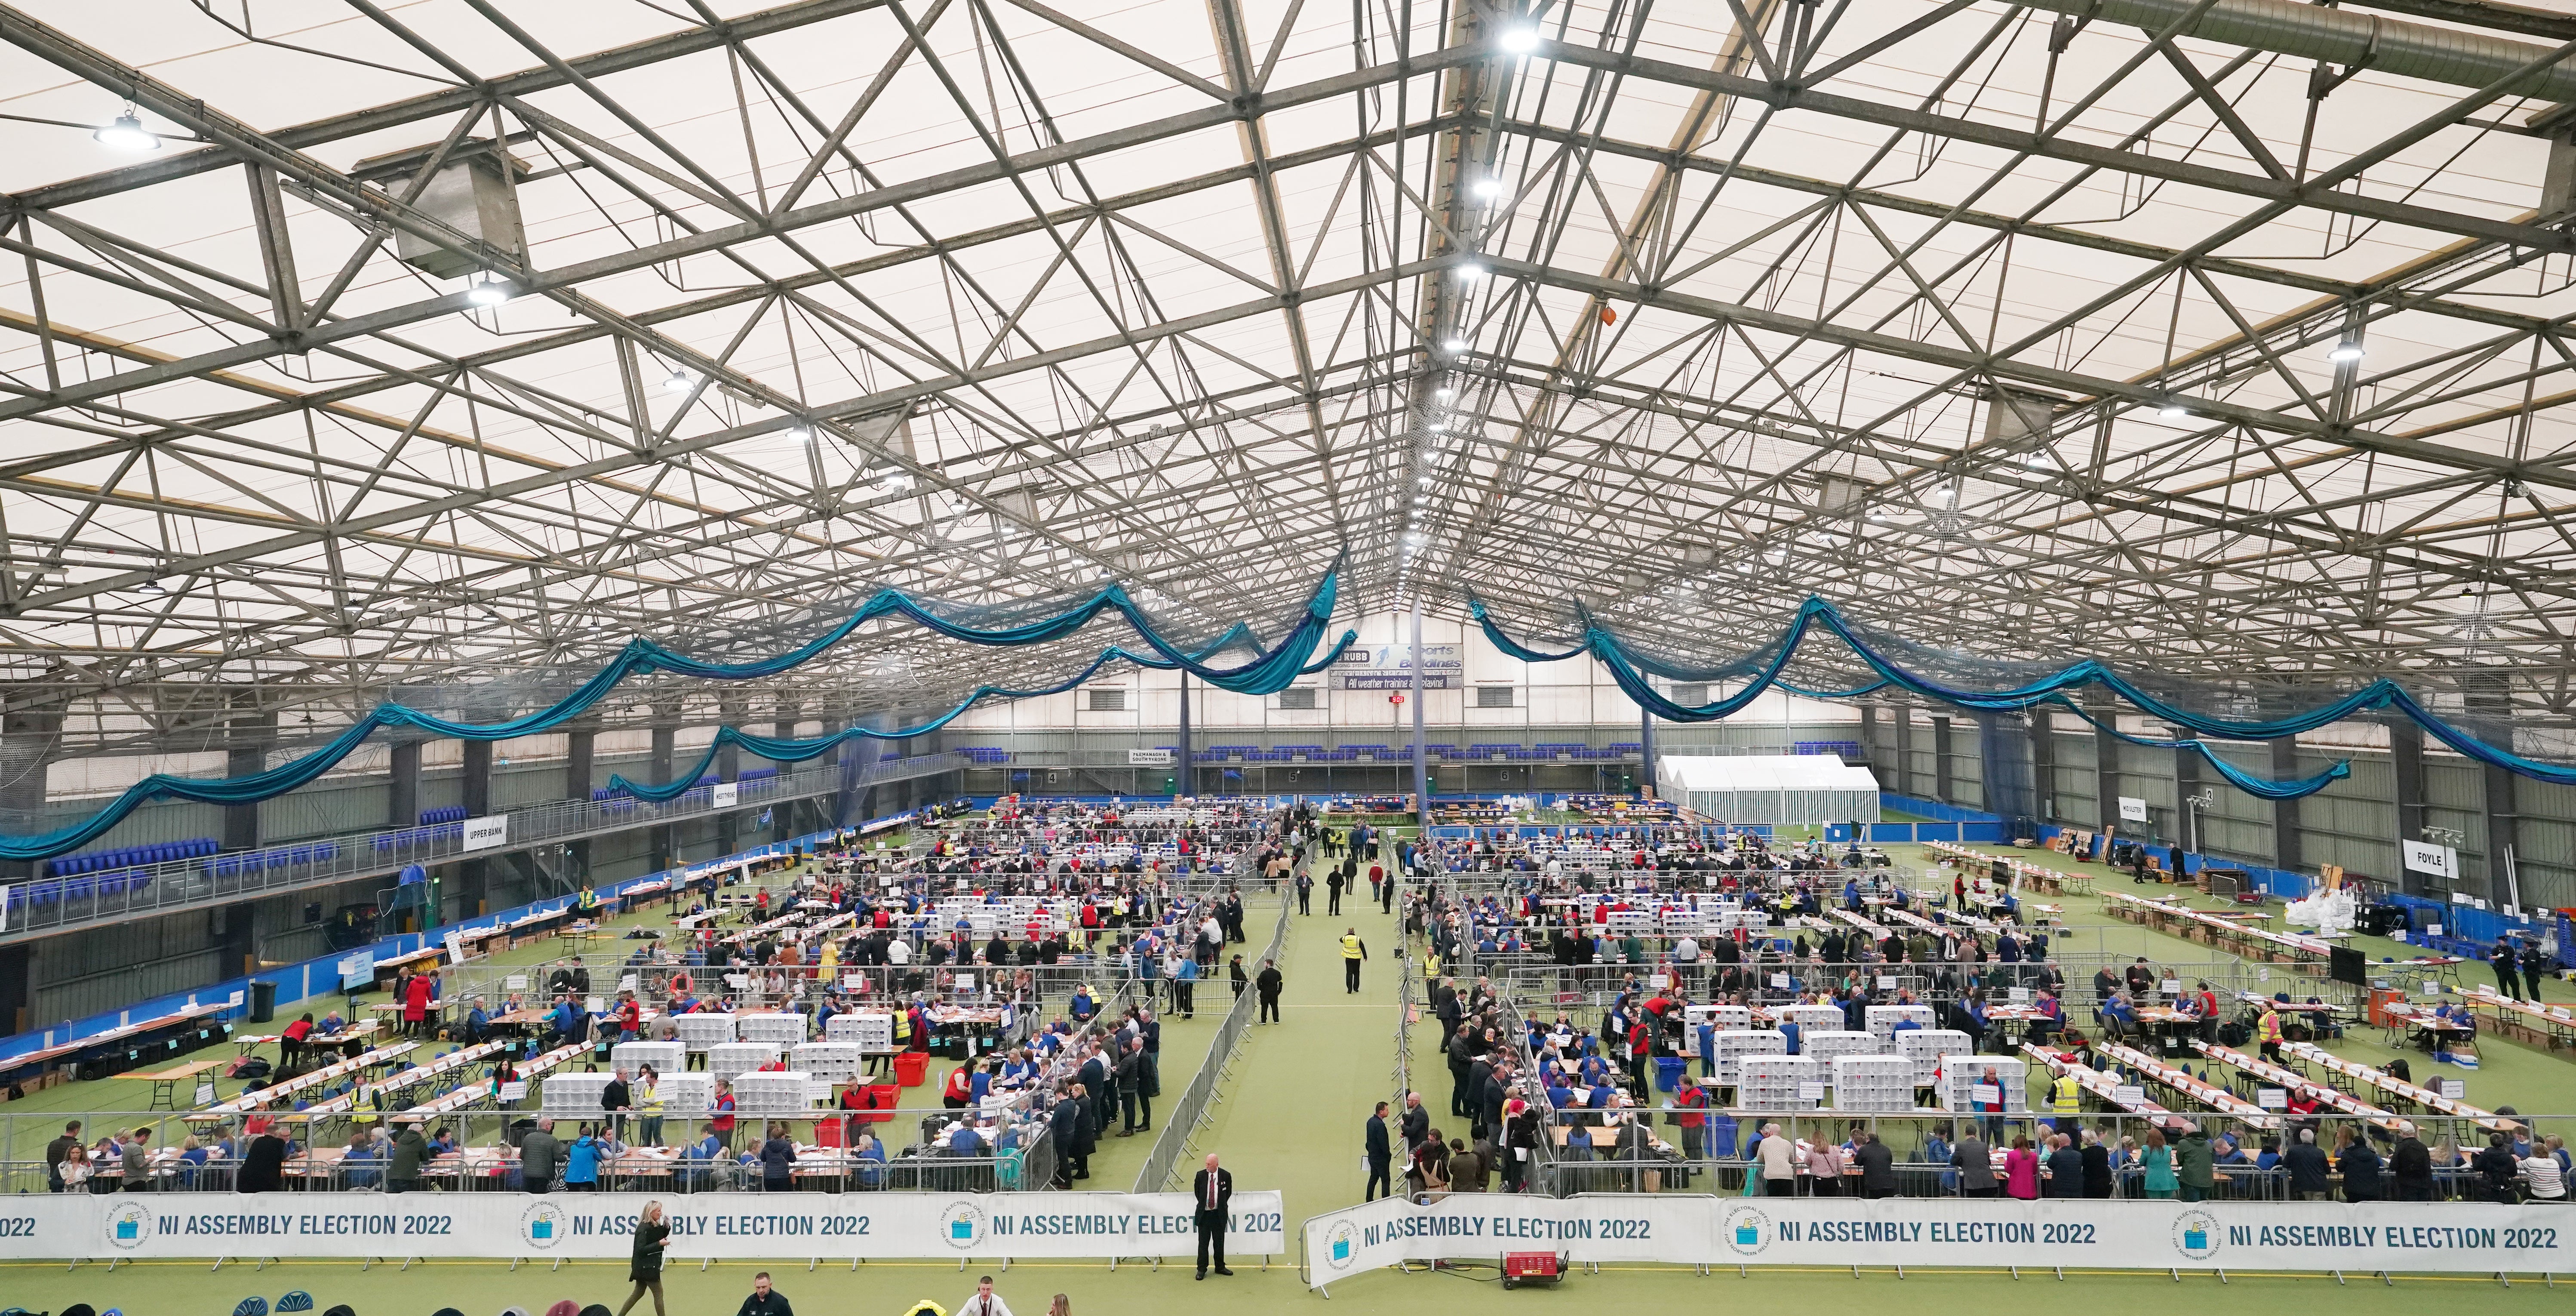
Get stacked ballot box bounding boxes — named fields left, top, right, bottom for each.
left=1896, top=1029, right=1972, bottom=1087
left=824, top=1012, right=896, bottom=1051
left=736, top=1012, right=810, bottom=1045
left=790, top=1041, right=866, bottom=1083
left=735, top=1069, right=820, bottom=1115
left=610, top=1040, right=685, bottom=1076
left=709, top=1042, right=782, bottom=1081
left=1799, top=1029, right=1881, bottom=1079
left=1774, top=1004, right=1845, bottom=1034
left=1831, top=1055, right=1917, bottom=1113
left=1736, top=1054, right=1821, bottom=1110
left=1936, top=1055, right=2028, bottom=1113
left=541, top=1072, right=612, bottom=1116
left=1864, top=1004, right=1935, bottom=1044
left=1711, top=1028, right=1787, bottom=1087
left=673, top=1013, right=737, bottom=1054
left=652, top=1072, right=714, bottom=1115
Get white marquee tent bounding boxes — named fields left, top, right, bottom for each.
left=1658, top=755, right=1882, bottom=828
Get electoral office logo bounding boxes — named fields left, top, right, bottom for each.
left=1322, top=1219, right=1362, bottom=1272
left=939, top=1201, right=987, bottom=1250
left=2170, top=1208, right=2220, bottom=1261
left=103, top=1199, right=157, bottom=1250
left=1721, top=1205, right=1772, bottom=1257
left=518, top=1200, right=569, bottom=1251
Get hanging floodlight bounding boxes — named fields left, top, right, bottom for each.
left=93, top=111, right=159, bottom=152
left=1434, top=386, right=1456, bottom=403
left=1497, top=26, right=1540, bottom=54
left=1457, top=262, right=1488, bottom=281
left=2328, top=340, right=2365, bottom=363
left=1442, top=338, right=1468, bottom=353
left=465, top=273, right=513, bottom=306
left=664, top=370, right=695, bottom=393
left=1471, top=177, right=1504, bottom=201
left=2159, top=401, right=2190, bottom=419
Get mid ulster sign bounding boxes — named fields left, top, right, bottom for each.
left=7, top=1191, right=1285, bottom=1262
left=1299, top=1195, right=2563, bottom=1288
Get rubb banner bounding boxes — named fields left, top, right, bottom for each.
left=5, top=1190, right=1285, bottom=1262
left=1300, top=1194, right=2565, bottom=1289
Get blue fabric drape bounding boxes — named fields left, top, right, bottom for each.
left=1469, top=595, right=2365, bottom=800
left=0, top=568, right=1352, bottom=861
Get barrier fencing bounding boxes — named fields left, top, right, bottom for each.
left=1131, top=889, right=1294, bottom=1194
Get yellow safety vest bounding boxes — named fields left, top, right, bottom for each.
left=893, top=1011, right=912, bottom=1041
left=2259, top=1012, right=2283, bottom=1043
left=2049, top=1073, right=2080, bottom=1115
left=641, top=1083, right=665, bottom=1115
left=1340, top=934, right=1364, bottom=960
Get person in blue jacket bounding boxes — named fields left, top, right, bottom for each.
left=564, top=1125, right=602, bottom=1191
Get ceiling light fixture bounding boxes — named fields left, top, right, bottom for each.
left=1497, top=25, right=1540, bottom=54
left=1442, top=338, right=1468, bottom=353
left=93, top=111, right=159, bottom=152
left=1471, top=177, right=1504, bottom=200
left=2159, top=401, right=2189, bottom=419
left=1434, top=386, right=1455, bottom=403
left=663, top=370, right=694, bottom=393
left=1457, top=262, right=1487, bottom=281
left=465, top=274, right=513, bottom=306
left=2329, top=340, right=2365, bottom=363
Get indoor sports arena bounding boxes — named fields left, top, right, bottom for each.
left=3, top=1, right=2576, bottom=1313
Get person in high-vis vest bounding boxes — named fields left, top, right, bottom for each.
left=1340, top=928, right=1369, bottom=994
left=638, top=1066, right=667, bottom=1146
left=2047, top=1071, right=2081, bottom=1131
left=2257, top=1003, right=2286, bottom=1064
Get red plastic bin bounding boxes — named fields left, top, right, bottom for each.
left=892, top=1051, right=930, bottom=1088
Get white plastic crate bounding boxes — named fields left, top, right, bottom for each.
left=1864, top=1004, right=1934, bottom=1044
left=1774, top=1004, right=1845, bottom=1034
left=734, top=1069, right=818, bottom=1115
left=609, top=1040, right=685, bottom=1077
left=1735, top=1054, right=1821, bottom=1110
left=1800, top=1029, right=1881, bottom=1075
left=1895, top=1029, right=1972, bottom=1087
left=708, top=1041, right=781, bottom=1081
left=1831, top=1055, right=1917, bottom=1113
left=824, top=1012, right=895, bottom=1051
left=672, top=1013, right=736, bottom=1053
left=736, top=1012, right=809, bottom=1045
left=649, top=1072, right=713, bottom=1115
left=790, top=1041, right=865, bottom=1082
left=1936, top=1054, right=2027, bottom=1113
left=540, top=1071, right=612, bottom=1116
left=1711, top=1028, right=1787, bottom=1087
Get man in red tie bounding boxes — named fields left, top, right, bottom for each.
left=1192, top=1152, right=1234, bottom=1279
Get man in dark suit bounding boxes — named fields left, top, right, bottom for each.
left=1364, top=1102, right=1393, bottom=1200
left=1192, top=1153, right=1234, bottom=1279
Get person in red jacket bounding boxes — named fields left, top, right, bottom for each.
left=403, top=969, right=435, bottom=1037
left=942, top=1063, right=974, bottom=1110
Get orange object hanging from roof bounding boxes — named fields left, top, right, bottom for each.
left=1599, top=305, right=1617, bottom=325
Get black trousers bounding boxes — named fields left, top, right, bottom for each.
left=1328, top=889, right=1342, bottom=914
left=2494, top=965, right=2523, bottom=1000
left=1366, top=1157, right=1392, bottom=1200
left=1345, top=959, right=1361, bottom=992
left=1259, top=995, right=1279, bottom=1023
left=1195, top=1210, right=1227, bottom=1273
left=1297, top=888, right=1310, bottom=914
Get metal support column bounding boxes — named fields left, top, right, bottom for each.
left=1410, top=601, right=1428, bottom=831
left=223, top=693, right=273, bottom=852
left=1177, top=672, right=1192, bottom=801
left=2390, top=720, right=2428, bottom=896
left=455, top=738, right=492, bottom=918
left=2272, top=738, right=2304, bottom=875
left=389, top=740, right=421, bottom=828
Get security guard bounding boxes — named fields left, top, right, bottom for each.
left=2256, top=1003, right=2285, bottom=1064
left=1340, top=927, right=1369, bottom=994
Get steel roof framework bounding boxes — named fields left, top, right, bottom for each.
left=0, top=0, right=2571, bottom=766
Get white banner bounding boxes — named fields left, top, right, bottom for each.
left=2117, top=796, right=2148, bottom=823
left=1126, top=749, right=1175, bottom=766
left=1299, top=1195, right=2566, bottom=1289
left=463, top=814, right=510, bottom=852
left=713, top=782, right=739, bottom=808
left=2403, top=840, right=2458, bottom=879
left=14, top=1190, right=1284, bottom=1262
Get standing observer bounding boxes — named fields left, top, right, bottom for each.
left=1365, top=1102, right=1393, bottom=1201
left=1340, top=928, right=1368, bottom=993
left=1192, top=1153, right=1235, bottom=1279
left=1256, top=958, right=1284, bottom=1023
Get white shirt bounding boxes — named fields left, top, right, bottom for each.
left=886, top=940, right=911, bottom=965
left=959, top=1291, right=1013, bottom=1316
left=2522, top=1154, right=2567, bottom=1199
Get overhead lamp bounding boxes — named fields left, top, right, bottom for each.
left=1457, top=262, right=1488, bottom=281
left=789, top=424, right=816, bottom=443
left=1434, top=386, right=1455, bottom=403
left=1471, top=177, right=1504, bottom=201
left=2328, top=340, right=2365, bottom=363
left=1405, top=532, right=1427, bottom=546
left=663, top=370, right=695, bottom=393
left=1418, top=475, right=1433, bottom=486
left=1497, top=25, right=1540, bottom=54
left=1762, top=547, right=1787, bottom=565
left=2158, top=401, right=2190, bottom=419
left=1428, top=419, right=1448, bottom=431
left=137, top=578, right=166, bottom=595
left=93, top=111, right=159, bottom=152
left=464, top=274, right=513, bottom=306
left=1442, top=337, right=1468, bottom=353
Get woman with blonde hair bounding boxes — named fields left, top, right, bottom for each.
left=1047, top=1297, right=1071, bottom=1316
left=615, top=1200, right=669, bottom=1316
